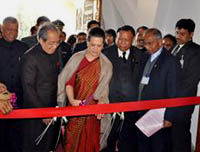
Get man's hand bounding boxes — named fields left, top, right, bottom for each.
left=42, top=118, right=52, bottom=125
left=163, top=120, right=173, bottom=128
left=96, top=114, right=104, bottom=120
left=0, top=100, right=13, bottom=114
left=0, top=83, right=7, bottom=93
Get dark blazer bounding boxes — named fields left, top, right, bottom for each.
left=21, top=44, right=59, bottom=108
left=103, top=44, right=143, bottom=102
left=21, top=35, right=38, bottom=49
left=138, top=48, right=182, bottom=122
left=172, top=41, right=200, bottom=122
left=21, top=44, right=60, bottom=151
left=0, top=38, right=28, bottom=107
left=58, top=41, right=72, bottom=66
left=169, top=41, right=200, bottom=152
left=0, top=38, right=28, bottom=152
left=103, top=44, right=144, bottom=152
left=177, top=41, right=200, bottom=97
left=136, top=48, right=182, bottom=152
left=73, top=41, right=87, bottom=54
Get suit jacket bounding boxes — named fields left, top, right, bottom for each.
left=173, top=41, right=200, bottom=122
left=21, top=44, right=60, bottom=151
left=138, top=48, right=182, bottom=122
left=176, top=41, right=200, bottom=97
left=21, top=35, right=37, bottom=49
left=103, top=44, right=144, bottom=102
left=59, top=42, right=72, bottom=66
left=0, top=38, right=28, bottom=108
left=73, top=41, right=87, bottom=54
left=57, top=42, right=72, bottom=73
left=21, top=44, right=59, bottom=108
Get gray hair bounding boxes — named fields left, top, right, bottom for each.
left=37, top=22, right=60, bottom=41
left=145, top=28, right=162, bottom=40
left=3, top=17, right=18, bottom=25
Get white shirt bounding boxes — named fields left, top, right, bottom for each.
left=176, top=44, right=184, bottom=54
left=118, top=48, right=130, bottom=60
left=150, top=47, right=162, bottom=62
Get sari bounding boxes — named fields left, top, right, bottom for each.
left=64, top=57, right=101, bottom=152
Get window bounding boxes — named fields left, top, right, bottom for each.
left=0, top=0, right=101, bottom=38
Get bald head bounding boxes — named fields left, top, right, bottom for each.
left=144, top=28, right=163, bottom=54
left=144, top=28, right=162, bottom=40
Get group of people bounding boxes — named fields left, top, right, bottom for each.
left=0, top=15, right=199, bottom=152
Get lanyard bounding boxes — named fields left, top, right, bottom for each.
left=145, top=56, right=159, bottom=77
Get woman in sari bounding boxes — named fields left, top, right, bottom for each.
left=57, top=27, right=113, bottom=152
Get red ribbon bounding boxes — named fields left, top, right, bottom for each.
left=0, top=97, right=200, bottom=119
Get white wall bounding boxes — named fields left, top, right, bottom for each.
left=102, top=0, right=200, bottom=43
left=102, top=0, right=159, bottom=30
left=153, top=0, right=200, bottom=42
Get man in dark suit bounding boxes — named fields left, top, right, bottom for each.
left=21, top=23, right=60, bottom=152
left=21, top=16, right=50, bottom=48
left=52, top=19, right=72, bottom=71
left=103, top=25, right=142, bottom=152
left=77, top=32, right=87, bottom=44
left=137, top=28, right=181, bottom=152
left=0, top=16, right=29, bottom=152
left=170, top=18, right=200, bottom=152
left=73, top=20, right=101, bottom=54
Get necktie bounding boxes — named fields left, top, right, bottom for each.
left=138, top=58, right=151, bottom=100
left=122, top=52, right=126, bottom=63
left=172, top=45, right=180, bottom=56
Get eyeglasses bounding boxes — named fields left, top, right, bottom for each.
left=45, top=40, right=61, bottom=47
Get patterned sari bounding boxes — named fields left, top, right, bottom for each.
left=64, top=57, right=101, bottom=152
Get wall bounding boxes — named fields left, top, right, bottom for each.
left=102, top=0, right=200, bottom=43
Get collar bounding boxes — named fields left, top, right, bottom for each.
left=0, top=38, right=16, bottom=47
left=173, top=44, right=184, bottom=55
left=118, top=48, right=130, bottom=60
left=150, top=47, right=162, bottom=62
left=178, top=44, right=184, bottom=50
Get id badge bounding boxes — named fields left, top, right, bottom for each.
left=141, top=76, right=150, bottom=85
